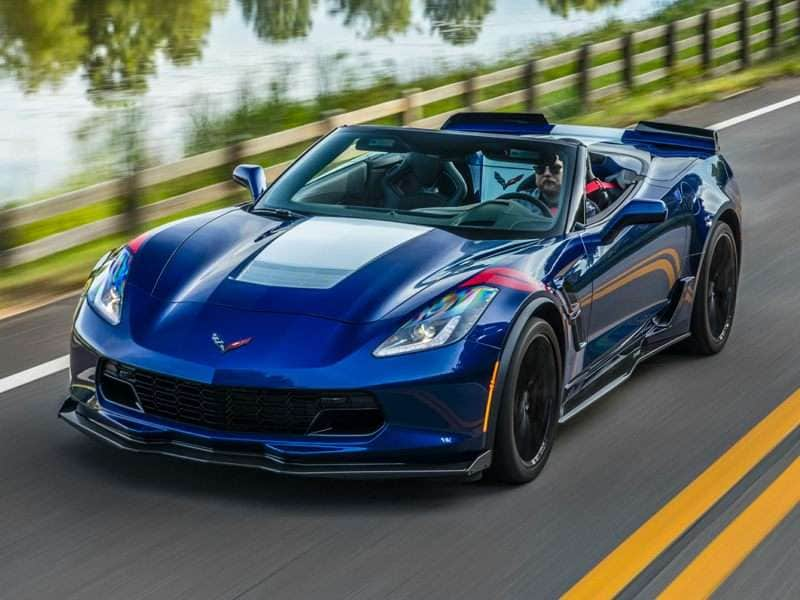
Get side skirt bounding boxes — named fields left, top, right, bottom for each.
left=559, top=332, right=690, bottom=423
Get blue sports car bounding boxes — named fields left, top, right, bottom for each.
left=60, top=113, right=741, bottom=483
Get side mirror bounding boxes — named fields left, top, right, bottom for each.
left=601, top=199, right=667, bottom=244
left=233, top=164, right=267, bottom=202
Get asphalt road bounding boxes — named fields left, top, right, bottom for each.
left=3, top=79, right=800, bottom=599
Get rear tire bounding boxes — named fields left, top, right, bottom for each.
left=490, top=318, right=561, bottom=484
left=687, top=222, right=739, bottom=355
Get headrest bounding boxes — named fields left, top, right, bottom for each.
left=404, top=153, right=442, bottom=187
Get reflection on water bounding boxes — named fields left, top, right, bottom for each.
left=2, top=0, right=640, bottom=101
left=0, top=0, right=669, bottom=199
left=240, top=0, right=317, bottom=41
left=1, top=0, right=226, bottom=99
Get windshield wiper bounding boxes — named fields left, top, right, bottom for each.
left=339, top=204, right=455, bottom=219
left=251, top=206, right=305, bottom=220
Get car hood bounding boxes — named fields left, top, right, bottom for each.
left=146, top=209, right=550, bottom=323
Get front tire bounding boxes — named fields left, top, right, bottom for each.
left=491, top=318, right=562, bottom=484
left=687, top=222, right=739, bottom=355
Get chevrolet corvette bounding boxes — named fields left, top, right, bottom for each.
left=60, top=113, right=741, bottom=483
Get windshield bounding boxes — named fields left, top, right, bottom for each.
left=256, top=127, right=578, bottom=237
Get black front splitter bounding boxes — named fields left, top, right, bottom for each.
left=58, top=399, right=492, bottom=480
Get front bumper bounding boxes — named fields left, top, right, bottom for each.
left=65, top=294, right=502, bottom=478
left=59, top=398, right=492, bottom=479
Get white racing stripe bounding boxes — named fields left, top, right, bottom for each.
left=4, top=90, right=800, bottom=395
left=0, top=355, right=70, bottom=394
left=711, top=93, right=800, bottom=130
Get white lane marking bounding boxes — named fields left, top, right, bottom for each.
left=711, top=93, right=800, bottom=130
left=4, top=91, right=800, bottom=393
left=0, top=355, right=69, bottom=394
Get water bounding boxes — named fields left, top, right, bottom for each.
left=0, top=0, right=672, bottom=202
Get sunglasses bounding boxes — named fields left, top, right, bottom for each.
left=535, top=163, right=562, bottom=175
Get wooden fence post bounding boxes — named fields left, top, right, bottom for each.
left=524, top=60, right=538, bottom=112
left=123, top=170, right=141, bottom=237
left=227, top=138, right=244, bottom=168
left=797, top=0, right=800, bottom=44
left=702, top=9, right=713, bottom=75
left=464, top=76, right=477, bottom=111
left=769, top=0, right=780, bottom=54
left=0, top=211, right=13, bottom=270
left=739, top=0, right=750, bottom=68
left=577, top=43, right=591, bottom=110
left=401, top=89, right=422, bottom=125
left=666, top=21, right=677, bottom=74
left=622, top=32, right=634, bottom=90
left=322, top=108, right=345, bottom=132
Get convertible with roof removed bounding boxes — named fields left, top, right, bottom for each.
left=60, top=113, right=741, bottom=483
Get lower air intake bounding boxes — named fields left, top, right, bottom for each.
left=99, top=361, right=383, bottom=436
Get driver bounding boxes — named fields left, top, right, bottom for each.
left=532, top=155, right=563, bottom=215
left=517, top=154, right=602, bottom=220
left=513, top=154, right=564, bottom=216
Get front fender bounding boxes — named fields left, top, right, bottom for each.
left=483, top=292, right=571, bottom=450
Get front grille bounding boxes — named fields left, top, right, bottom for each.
left=99, top=361, right=382, bottom=436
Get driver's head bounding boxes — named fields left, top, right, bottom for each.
left=535, top=154, right=563, bottom=202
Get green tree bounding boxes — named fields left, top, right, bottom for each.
left=0, top=0, right=87, bottom=92
left=423, top=0, right=495, bottom=46
left=239, top=0, right=318, bottom=41
left=327, top=0, right=411, bottom=38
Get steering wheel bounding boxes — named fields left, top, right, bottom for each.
left=451, top=199, right=547, bottom=228
left=495, top=192, right=553, bottom=218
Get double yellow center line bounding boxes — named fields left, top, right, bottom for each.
left=563, top=389, right=800, bottom=599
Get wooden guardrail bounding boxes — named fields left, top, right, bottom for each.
left=1, top=0, right=797, bottom=269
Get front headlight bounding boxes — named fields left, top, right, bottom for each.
left=374, top=286, right=498, bottom=357
left=86, top=247, right=132, bottom=325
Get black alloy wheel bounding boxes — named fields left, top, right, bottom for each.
left=513, top=336, right=558, bottom=465
left=491, top=317, right=561, bottom=483
left=707, top=233, right=737, bottom=342
left=688, top=222, right=739, bottom=355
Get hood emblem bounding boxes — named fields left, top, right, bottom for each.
left=212, top=333, right=253, bottom=354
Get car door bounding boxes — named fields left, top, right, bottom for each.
left=579, top=184, right=690, bottom=373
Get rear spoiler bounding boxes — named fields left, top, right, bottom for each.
left=441, top=112, right=552, bottom=135
left=621, top=121, right=719, bottom=153
left=441, top=112, right=719, bottom=154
